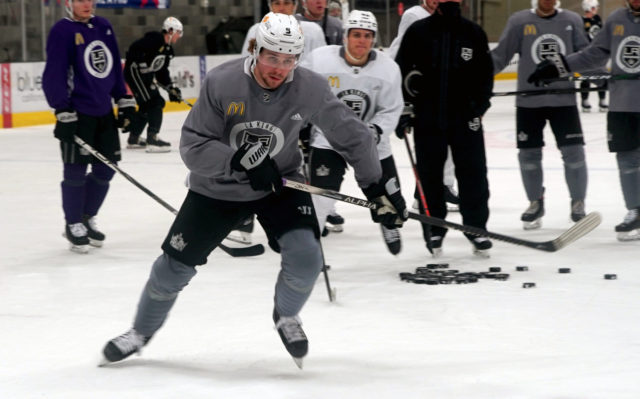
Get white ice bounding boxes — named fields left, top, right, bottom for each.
left=1, top=80, right=639, bottom=399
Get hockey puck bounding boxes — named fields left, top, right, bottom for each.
left=494, top=273, right=510, bottom=281
left=558, top=268, right=571, bottom=274
left=426, top=263, right=449, bottom=269
left=604, top=274, right=617, bottom=280
left=441, top=269, right=459, bottom=276
left=522, top=282, right=536, bottom=288
left=414, top=277, right=439, bottom=285
left=489, top=266, right=501, bottom=273
left=399, top=272, right=415, bottom=281
left=480, top=272, right=497, bottom=279
left=516, top=266, right=529, bottom=272
left=439, top=276, right=455, bottom=284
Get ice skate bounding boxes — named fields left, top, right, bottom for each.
left=100, top=328, right=150, bottom=366
left=126, top=134, right=146, bottom=149
left=429, top=235, right=443, bottom=258
left=380, top=224, right=401, bottom=255
left=326, top=211, right=344, bottom=233
left=227, top=216, right=254, bottom=245
left=615, top=208, right=640, bottom=241
left=570, top=200, right=586, bottom=222
left=521, top=198, right=545, bottom=230
left=598, top=99, right=608, bottom=112
left=273, top=309, right=308, bottom=369
left=63, top=222, right=90, bottom=254
left=581, top=98, right=591, bottom=113
left=83, top=215, right=105, bottom=247
left=145, top=134, right=171, bottom=153
left=445, top=185, right=460, bottom=212
left=470, top=236, right=492, bottom=258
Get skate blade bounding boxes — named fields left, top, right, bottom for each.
left=292, top=357, right=304, bottom=369
left=522, top=219, right=542, bottom=230
left=69, top=244, right=90, bottom=254
left=473, top=248, right=490, bottom=258
left=145, top=146, right=171, bottom=153
left=226, top=233, right=252, bottom=245
left=617, top=230, right=640, bottom=241
left=431, top=248, right=443, bottom=258
left=89, top=238, right=104, bottom=248
left=326, top=224, right=343, bottom=233
left=582, top=109, right=591, bottom=113
left=126, top=144, right=146, bottom=149
left=98, top=355, right=112, bottom=367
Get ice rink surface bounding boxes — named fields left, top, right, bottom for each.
left=1, top=80, right=639, bottom=398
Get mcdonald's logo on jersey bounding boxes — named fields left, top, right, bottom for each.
left=328, top=76, right=340, bottom=88
left=227, top=102, right=245, bottom=116
left=613, top=25, right=625, bottom=36
left=75, top=33, right=85, bottom=46
left=524, top=24, right=537, bottom=36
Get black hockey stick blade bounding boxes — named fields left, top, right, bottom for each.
left=218, top=242, right=265, bottom=257
left=282, top=179, right=601, bottom=252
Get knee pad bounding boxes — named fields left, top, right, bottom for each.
left=617, top=149, right=640, bottom=174
left=90, top=162, right=115, bottom=183
left=147, top=253, right=197, bottom=301
left=63, top=163, right=88, bottom=184
left=559, top=144, right=586, bottom=170
left=279, top=228, right=323, bottom=293
left=518, top=148, right=542, bottom=170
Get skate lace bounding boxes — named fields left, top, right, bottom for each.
left=524, top=201, right=541, bottom=215
left=112, top=329, right=146, bottom=354
left=68, top=223, right=88, bottom=238
left=623, top=209, right=638, bottom=224
left=275, top=316, right=307, bottom=343
left=381, top=225, right=400, bottom=242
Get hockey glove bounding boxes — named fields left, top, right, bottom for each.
left=53, top=109, right=78, bottom=144
left=395, top=103, right=415, bottom=139
left=527, top=54, right=570, bottom=87
left=231, top=142, right=283, bottom=194
left=363, top=176, right=409, bottom=228
left=167, top=85, right=182, bottom=103
left=116, top=95, right=136, bottom=132
left=369, top=124, right=382, bottom=144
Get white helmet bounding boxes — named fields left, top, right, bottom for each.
left=582, top=0, right=598, bottom=11
left=65, top=0, right=96, bottom=19
left=343, top=10, right=378, bottom=37
left=531, top=0, right=561, bottom=10
left=254, top=12, right=304, bottom=57
left=162, top=17, right=183, bottom=38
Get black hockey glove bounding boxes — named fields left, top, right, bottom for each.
left=362, top=176, right=409, bottom=228
left=116, top=95, right=136, bottom=132
left=167, top=85, right=182, bottom=103
left=527, top=54, right=570, bottom=87
left=369, top=124, right=382, bottom=144
left=395, top=103, right=415, bottom=139
left=231, top=142, right=283, bottom=194
left=53, top=109, right=78, bottom=144
left=298, top=124, right=312, bottom=165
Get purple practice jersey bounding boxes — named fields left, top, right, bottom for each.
left=43, top=16, right=127, bottom=116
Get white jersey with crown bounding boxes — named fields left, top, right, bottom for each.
left=241, top=20, right=326, bottom=60
left=300, top=45, right=404, bottom=160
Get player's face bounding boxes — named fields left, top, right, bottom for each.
left=423, top=0, right=438, bottom=12
left=71, top=0, right=93, bottom=21
left=536, top=0, right=556, bottom=13
left=254, top=49, right=298, bottom=89
left=270, top=0, right=296, bottom=15
left=629, top=0, right=640, bottom=12
left=169, top=31, right=182, bottom=44
left=304, top=0, right=327, bottom=18
left=346, top=29, right=374, bottom=60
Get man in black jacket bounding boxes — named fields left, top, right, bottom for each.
left=124, top=17, right=183, bottom=153
left=395, top=0, right=494, bottom=257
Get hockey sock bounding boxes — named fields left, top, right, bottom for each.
left=61, top=163, right=88, bottom=223
left=133, top=253, right=197, bottom=337
left=274, top=228, right=323, bottom=317
left=560, top=144, right=588, bottom=201
left=84, top=162, right=115, bottom=217
left=617, top=148, right=640, bottom=209
left=518, top=148, right=544, bottom=201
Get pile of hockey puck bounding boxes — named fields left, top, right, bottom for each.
left=399, top=264, right=509, bottom=285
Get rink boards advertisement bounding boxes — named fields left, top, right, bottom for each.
left=1, top=51, right=517, bottom=128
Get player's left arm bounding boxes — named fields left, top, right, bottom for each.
left=470, top=27, right=494, bottom=117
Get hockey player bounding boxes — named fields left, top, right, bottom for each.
left=528, top=0, right=640, bottom=241
left=123, top=17, right=183, bottom=153
left=395, top=0, right=494, bottom=257
left=42, top=0, right=135, bottom=253
left=100, top=13, right=407, bottom=368
left=297, top=0, right=344, bottom=45
left=492, top=0, right=590, bottom=229
left=579, top=0, right=608, bottom=113
left=300, top=10, right=404, bottom=254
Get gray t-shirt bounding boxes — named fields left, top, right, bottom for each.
left=492, top=8, right=589, bottom=108
left=180, top=57, right=382, bottom=201
left=566, top=7, right=640, bottom=113
left=296, top=13, right=344, bottom=45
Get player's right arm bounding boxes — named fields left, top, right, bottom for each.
left=490, top=14, right=521, bottom=75
left=42, top=23, right=73, bottom=111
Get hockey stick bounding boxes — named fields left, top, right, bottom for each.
left=282, top=179, right=602, bottom=252
left=157, top=83, right=194, bottom=107
left=493, top=86, right=606, bottom=97
left=73, top=136, right=265, bottom=257
left=543, top=72, right=640, bottom=83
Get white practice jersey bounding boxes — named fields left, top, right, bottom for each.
left=241, top=21, right=327, bottom=60
left=300, top=45, right=404, bottom=160
left=387, top=5, right=431, bottom=60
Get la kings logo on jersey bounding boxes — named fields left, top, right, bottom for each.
left=228, top=121, right=286, bottom=156
left=461, top=47, right=473, bottom=61
left=337, top=89, right=371, bottom=119
left=616, top=36, right=640, bottom=73
left=84, top=40, right=113, bottom=79
left=531, top=34, right=567, bottom=64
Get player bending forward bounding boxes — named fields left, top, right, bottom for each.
left=100, top=13, right=407, bottom=369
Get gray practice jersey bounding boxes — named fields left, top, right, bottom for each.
left=241, top=20, right=327, bottom=60
left=180, top=57, right=382, bottom=201
left=300, top=46, right=404, bottom=160
left=566, top=8, right=640, bottom=113
left=296, top=13, right=344, bottom=45
left=492, top=8, right=589, bottom=108
left=387, top=5, right=431, bottom=60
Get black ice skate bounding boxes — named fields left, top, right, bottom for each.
left=521, top=197, right=545, bottom=230
left=445, top=185, right=460, bottom=212
left=146, top=134, right=171, bottom=153
left=380, top=224, right=401, bottom=255
left=100, top=328, right=150, bottom=366
left=470, top=236, right=492, bottom=258
left=570, top=200, right=586, bottom=222
left=83, top=215, right=105, bottom=247
left=429, top=235, right=443, bottom=258
left=126, top=134, right=147, bottom=149
left=63, top=222, right=90, bottom=254
left=273, top=309, right=308, bottom=369
left=227, top=216, right=255, bottom=245
left=581, top=99, right=591, bottom=113
left=599, top=99, right=608, bottom=112
left=326, top=211, right=344, bottom=233
left=615, top=208, right=640, bottom=241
